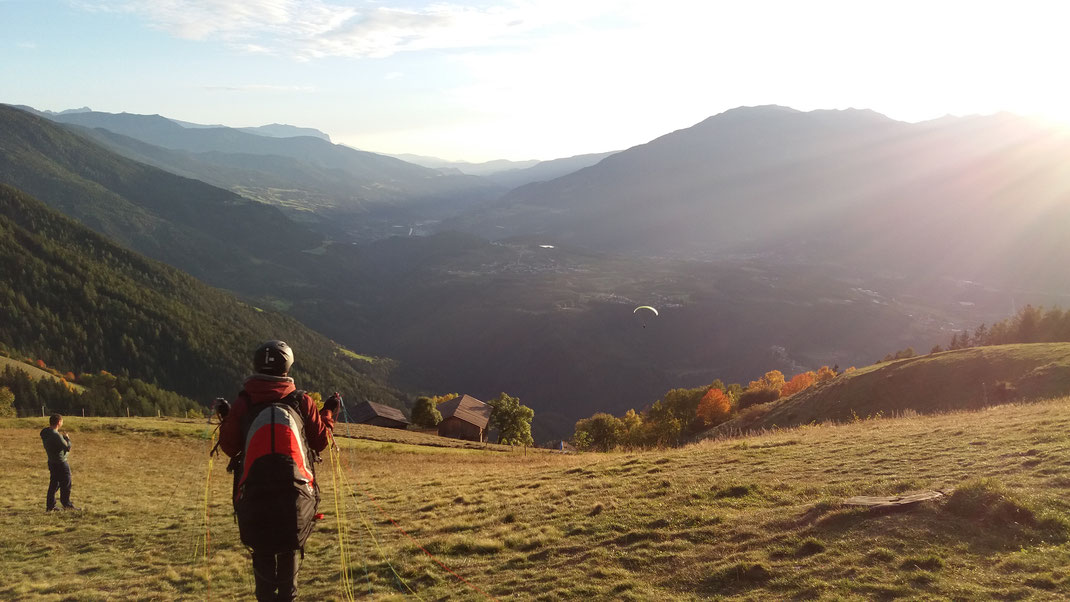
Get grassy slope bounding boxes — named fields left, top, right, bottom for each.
left=719, top=343, right=1070, bottom=434
left=0, top=356, right=84, bottom=392
left=3, top=400, right=1070, bottom=600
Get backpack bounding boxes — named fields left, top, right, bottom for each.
left=232, top=389, right=320, bottom=553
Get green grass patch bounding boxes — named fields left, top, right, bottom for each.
left=338, top=346, right=375, bottom=363
left=5, top=398, right=1070, bottom=599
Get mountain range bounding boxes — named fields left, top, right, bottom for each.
left=15, top=105, right=503, bottom=239
left=448, top=106, right=1070, bottom=296
left=4, top=101, right=1067, bottom=439
left=0, top=104, right=319, bottom=294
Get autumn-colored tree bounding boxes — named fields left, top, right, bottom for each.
left=428, top=393, right=459, bottom=405
left=696, top=387, right=731, bottom=427
left=815, top=365, right=837, bottom=382
left=747, top=370, right=785, bottom=394
left=35, top=359, right=47, bottom=369
left=781, top=371, right=817, bottom=397
left=620, top=409, right=644, bottom=448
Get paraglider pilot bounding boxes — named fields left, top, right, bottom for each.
left=217, top=340, right=340, bottom=602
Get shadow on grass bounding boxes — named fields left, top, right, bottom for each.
left=698, top=562, right=772, bottom=595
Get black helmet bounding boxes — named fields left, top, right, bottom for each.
left=254, top=340, right=294, bottom=376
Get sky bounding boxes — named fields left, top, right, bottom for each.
left=3, top=0, right=1070, bottom=162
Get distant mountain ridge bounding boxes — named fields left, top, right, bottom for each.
left=391, top=154, right=541, bottom=175
left=16, top=106, right=334, bottom=141
left=15, top=105, right=503, bottom=237
left=0, top=104, right=323, bottom=293
left=446, top=105, right=1070, bottom=295
left=171, top=118, right=333, bottom=141
left=483, top=151, right=619, bottom=189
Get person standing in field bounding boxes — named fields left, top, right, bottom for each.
left=40, top=413, right=78, bottom=511
left=218, top=340, right=340, bottom=602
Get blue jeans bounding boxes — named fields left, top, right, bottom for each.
left=46, top=461, right=72, bottom=510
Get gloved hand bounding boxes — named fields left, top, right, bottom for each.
left=322, top=392, right=341, bottom=415
left=214, top=398, right=230, bottom=418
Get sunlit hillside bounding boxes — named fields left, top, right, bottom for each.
left=714, top=343, right=1070, bottom=435
left=4, top=397, right=1069, bottom=600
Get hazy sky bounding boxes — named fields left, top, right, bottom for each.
left=3, top=0, right=1070, bottom=162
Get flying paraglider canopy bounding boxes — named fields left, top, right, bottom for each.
left=633, top=305, right=658, bottom=328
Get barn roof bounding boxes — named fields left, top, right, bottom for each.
left=437, top=394, right=492, bottom=429
left=350, top=400, right=410, bottom=425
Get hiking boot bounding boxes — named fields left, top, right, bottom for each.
left=46, top=507, right=59, bottom=513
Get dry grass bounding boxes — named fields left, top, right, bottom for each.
left=3, top=398, right=1070, bottom=600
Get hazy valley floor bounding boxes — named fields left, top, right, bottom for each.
left=2, top=401, right=1070, bottom=600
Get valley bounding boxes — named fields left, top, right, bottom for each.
left=6, top=102, right=1070, bottom=440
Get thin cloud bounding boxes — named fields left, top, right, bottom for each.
left=74, top=0, right=638, bottom=59
left=16, top=41, right=39, bottom=49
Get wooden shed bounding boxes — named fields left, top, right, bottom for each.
left=437, top=395, right=492, bottom=442
left=350, top=400, right=410, bottom=429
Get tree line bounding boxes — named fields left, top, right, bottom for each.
left=881, top=305, right=1070, bottom=361
left=0, top=361, right=201, bottom=418
left=574, top=304, right=1070, bottom=452
left=571, top=365, right=850, bottom=451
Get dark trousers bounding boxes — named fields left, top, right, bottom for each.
left=46, top=461, right=72, bottom=510
left=252, top=549, right=301, bottom=601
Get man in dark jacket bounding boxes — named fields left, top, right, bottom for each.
left=218, top=340, right=339, bottom=602
left=40, top=413, right=78, bottom=511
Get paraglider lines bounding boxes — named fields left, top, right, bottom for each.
left=333, top=441, right=423, bottom=599
left=333, top=438, right=499, bottom=601
left=327, top=438, right=357, bottom=601
left=196, top=424, right=220, bottom=599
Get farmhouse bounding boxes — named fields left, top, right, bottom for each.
left=437, top=395, right=492, bottom=442
left=350, top=400, right=410, bottom=429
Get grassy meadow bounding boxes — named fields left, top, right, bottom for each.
left=2, top=399, right=1070, bottom=600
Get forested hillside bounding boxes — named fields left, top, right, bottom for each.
left=0, top=104, right=318, bottom=292
left=0, top=184, right=403, bottom=408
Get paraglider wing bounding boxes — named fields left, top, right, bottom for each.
left=633, top=305, right=659, bottom=316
